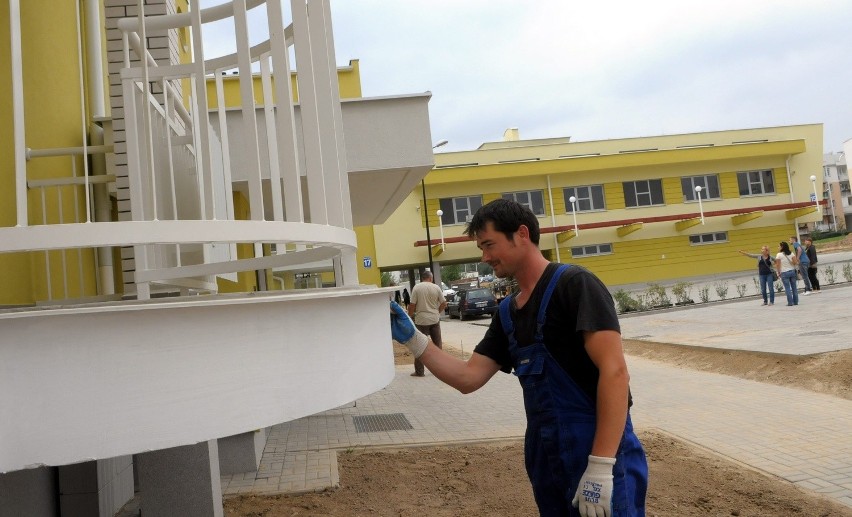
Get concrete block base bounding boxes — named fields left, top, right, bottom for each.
left=218, top=428, right=267, bottom=476
left=136, top=440, right=223, bottom=517
left=58, top=456, right=134, bottom=517
left=0, top=467, right=58, bottom=517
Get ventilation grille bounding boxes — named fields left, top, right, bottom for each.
left=353, top=413, right=414, bottom=433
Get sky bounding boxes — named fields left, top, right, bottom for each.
left=201, top=0, right=852, bottom=154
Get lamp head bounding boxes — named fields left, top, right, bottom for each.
left=436, top=209, right=443, bottom=216
left=810, top=175, right=817, bottom=182
left=695, top=186, right=702, bottom=192
left=569, top=196, right=577, bottom=203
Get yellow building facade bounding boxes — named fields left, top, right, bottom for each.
left=373, top=125, right=824, bottom=286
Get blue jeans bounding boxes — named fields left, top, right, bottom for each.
left=758, top=273, right=775, bottom=304
left=780, top=270, right=798, bottom=305
left=798, top=261, right=812, bottom=291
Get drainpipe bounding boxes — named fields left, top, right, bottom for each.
left=786, top=155, right=803, bottom=240
left=85, top=0, right=115, bottom=294
left=546, top=175, right=561, bottom=262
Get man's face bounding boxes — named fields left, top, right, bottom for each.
left=761, top=246, right=769, bottom=254
left=474, top=221, right=519, bottom=278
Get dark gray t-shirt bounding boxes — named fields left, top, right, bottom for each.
left=474, top=263, right=622, bottom=404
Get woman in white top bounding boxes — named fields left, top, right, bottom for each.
left=775, top=241, right=798, bottom=306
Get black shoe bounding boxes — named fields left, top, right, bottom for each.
left=411, top=372, right=425, bottom=377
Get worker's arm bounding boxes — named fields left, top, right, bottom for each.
left=390, top=301, right=499, bottom=393
left=572, top=329, right=630, bottom=517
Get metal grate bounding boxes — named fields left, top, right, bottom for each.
left=797, top=330, right=837, bottom=337
left=353, top=413, right=413, bottom=433
left=629, top=335, right=653, bottom=339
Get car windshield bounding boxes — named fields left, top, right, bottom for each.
left=466, top=289, right=492, bottom=300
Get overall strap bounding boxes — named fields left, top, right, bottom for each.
left=533, top=264, right=570, bottom=343
left=498, top=294, right=515, bottom=342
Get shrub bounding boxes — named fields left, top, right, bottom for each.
left=645, top=283, right=671, bottom=307
left=752, top=277, right=759, bottom=292
left=714, top=281, right=729, bottom=300
left=736, top=283, right=747, bottom=298
left=824, top=265, right=836, bottom=285
left=698, top=285, right=711, bottom=303
left=671, top=281, right=694, bottom=304
left=775, top=280, right=784, bottom=293
left=613, top=289, right=642, bottom=313
left=843, top=262, right=852, bottom=283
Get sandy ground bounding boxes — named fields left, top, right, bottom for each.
left=225, top=340, right=852, bottom=516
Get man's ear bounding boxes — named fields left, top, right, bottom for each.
left=516, top=224, right=530, bottom=242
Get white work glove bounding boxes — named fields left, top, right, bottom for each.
left=389, top=301, right=428, bottom=358
left=572, top=455, right=616, bottom=517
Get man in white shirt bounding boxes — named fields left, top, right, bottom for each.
left=407, top=271, right=447, bottom=377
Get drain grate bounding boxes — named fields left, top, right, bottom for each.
left=629, top=335, right=653, bottom=339
left=353, top=413, right=413, bottom=433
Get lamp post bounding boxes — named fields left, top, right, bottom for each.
left=809, top=175, right=821, bottom=214
left=568, top=196, right=579, bottom=235
left=695, top=186, right=705, bottom=224
left=436, top=209, right=446, bottom=250
left=422, top=140, right=449, bottom=275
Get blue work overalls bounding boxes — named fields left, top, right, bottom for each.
left=499, top=265, right=648, bottom=516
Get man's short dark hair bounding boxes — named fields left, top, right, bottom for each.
left=464, top=198, right=540, bottom=245
left=421, top=270, right=433, bottom=281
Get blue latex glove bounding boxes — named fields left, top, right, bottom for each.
left=390, top=301, right=428, bottom=357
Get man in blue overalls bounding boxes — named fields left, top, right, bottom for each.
left=391, top=199, right=647, bottom=516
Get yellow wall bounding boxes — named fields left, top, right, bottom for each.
left=217, top=192, right=259, bottom=293
left=355, top=225, right=381, bottom=286
left=206, top=59, right=362, bottom=108
left=0, top=2, right=99, bottom=305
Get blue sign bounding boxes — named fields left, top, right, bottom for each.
left=810, top=193, right=817, bottom=202
left=363, top=256, right=372, bottom=268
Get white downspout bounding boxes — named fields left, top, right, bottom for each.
left=546, top=175, right=561, bottom=262
left=786, top=155, right=803, bottom=240
left=85, top=0, right=115, bottom=295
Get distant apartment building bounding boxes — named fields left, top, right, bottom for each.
left=372, top=125, right=824, bottom=287
left=821, top=149, right=850, bottom=232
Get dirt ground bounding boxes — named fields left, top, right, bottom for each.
left=226, top=339, right=852, bottom=516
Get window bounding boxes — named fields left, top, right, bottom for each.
left=736, top=170, right=775, bottom=196
left=623, top=179, right=664, bottom=207
left=682, top=175, right=720, bottom=202
left=438, top=195, right=483, bottom=225
left=564, top=185, right=605, bottom=212
left=571, top=243, right=613, bottom=257
left=688, top=232, right=728, bottom=245
left=502, top=190, right=545, bottom=216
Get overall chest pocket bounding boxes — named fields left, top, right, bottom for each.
left=513, top=354, right=546, bottom=387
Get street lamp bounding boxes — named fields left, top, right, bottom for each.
left=568, top=196, right=579, bottom=235
left=695, top=186, right=705, bottom=224
left=422, top=140, right=449, bottom=275
left=809, top=175, right=821, bottom=213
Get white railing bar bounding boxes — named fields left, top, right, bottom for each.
left=137, top=0, right=158, bottom=222
left=214, top=71, right=234, bottom=223
left=234, top=0, right=265, bottom=221
left=116, top=0, right=268, bottom=33
left=163, top=79, right=181, bottom=267
left=292, top=0, right=328, bottom=225
left=71, top=160, right=85, bottom=294
left=163, top=79, right=179, bottom=222
left=27, top=145, right=113, bottom=160
left=75, top=0, right=92, bottom=224
left=260, top=53, right=283, bottom=222
left=10, top=0, right=28, bottom=227
left=28, top=175, right=115, bottom=189
left=268, top=0, right=303, bottom=223
left=189, top=4, right=214, bottom=220
left=58, top=188, right=69, bottom=299
left=39, top=188, right=51, bottom=300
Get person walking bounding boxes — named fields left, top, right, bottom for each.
left=738, top=247, right=775, bottom=305
left=390, top=199, right=647, bottom=516
left=804, top=238, right=821, bottom=292
left=789, top=236, right=812, bottom=294
left=406, top=271, right=447, bottom=377
left=775, top=241, right=799, bottom=306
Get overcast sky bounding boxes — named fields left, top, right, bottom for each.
left=202, top=0, right=852, bottom=154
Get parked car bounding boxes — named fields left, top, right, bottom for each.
left=441, top=281, right=456, bottom=298
left=446, top=288, right=498, bottom=320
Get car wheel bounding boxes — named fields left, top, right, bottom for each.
left=459, top=312, right=466, bottom=321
